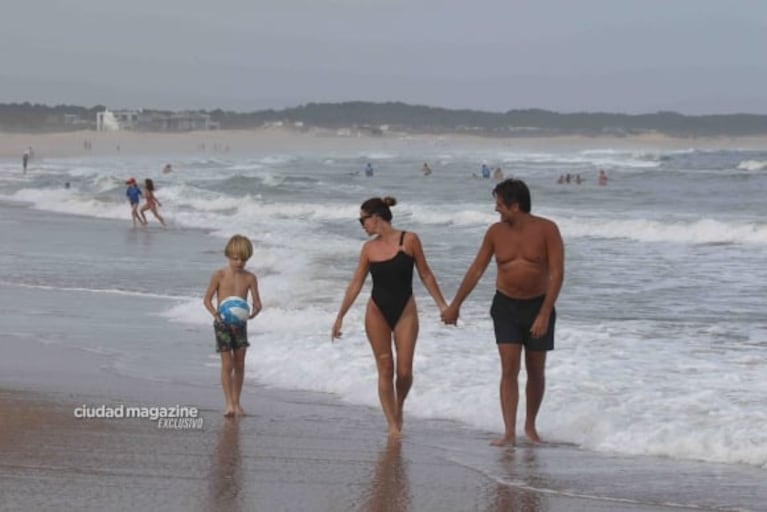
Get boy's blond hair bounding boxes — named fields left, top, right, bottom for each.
left=224, top=234, right=253, bottom=261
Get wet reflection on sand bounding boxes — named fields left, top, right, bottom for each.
left=362, top=437, right=411, bottom=512
left=206, top=419, right=244, bottom=512
left=487, top=447, right=545, bottom=512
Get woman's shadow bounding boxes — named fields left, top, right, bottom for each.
left=362, top=437, right=412, bottom=512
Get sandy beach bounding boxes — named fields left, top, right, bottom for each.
left=3, top=127, right=767, bottom=160
left=4, top=338, right=764, bottom=512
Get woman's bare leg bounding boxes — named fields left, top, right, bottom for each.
left=365, top=300, right=399, bottom=436
left=392, top=298, right=418, bottom=431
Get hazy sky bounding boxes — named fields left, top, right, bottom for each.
left=2, top=0, right=765, bottom=114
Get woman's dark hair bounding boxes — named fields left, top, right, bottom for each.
left=144, top=178, right=155, bottom=192
left=360, top=196, right=397, bottom=222
left=493, top=178, right=531, bottom=212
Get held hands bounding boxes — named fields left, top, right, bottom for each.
left=441, top=303, right=460, bottom=325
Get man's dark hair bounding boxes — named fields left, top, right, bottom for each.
left=493, top=178, right=531, bottom=213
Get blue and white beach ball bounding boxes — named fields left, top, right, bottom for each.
left=218, top=297, right=250, bottom=326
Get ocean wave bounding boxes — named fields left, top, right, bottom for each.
left=736, top=159, right=767, bottom=171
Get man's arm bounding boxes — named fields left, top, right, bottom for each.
left=530, top=220, right=564, bottom=338
left=442, top=227, right=495, bottom=324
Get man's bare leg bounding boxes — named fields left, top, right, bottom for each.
left=491, top=344, right=523, bottom=446
left=220, top=351, right=236, bottom=417
left=524, top=349, right=547, bottom=443
left=232, top=348, right=247, bottom=416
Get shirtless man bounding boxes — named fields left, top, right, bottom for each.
left=442, top=178, right=564, bottom=446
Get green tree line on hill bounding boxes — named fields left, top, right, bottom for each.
left=3, top=101, right=767, bottom=137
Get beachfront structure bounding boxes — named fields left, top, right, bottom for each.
left=96, top=109, right=138, bottom=131
left=96, top=109, right=218, bottom=132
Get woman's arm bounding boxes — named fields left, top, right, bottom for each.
left=332, top=246, right=370, bottom=340
left=409, top=232, right=448, bottom=312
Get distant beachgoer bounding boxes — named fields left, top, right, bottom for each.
left=493, top=167, right=504, bottom=181
left=481, top=163, right=491, bottom=179
left=163, top=164, right=173, bottom=174
left=64, top=182, right=71, bottom=189
left=332, top=196, right=448, bottom=437
left=422, top=162, right=432, bottom=176
left=22, top=150, right=29, bottom=174
left=598, top=169, right=608, bottom=186
left=203, top=234, right=262, bottom=417
left=139, top=178, right=166, bottom=226
left=125, top=177, right=146, bottom=227
left=575, top=174, right=583, bottom=185
left=565, top=173, right=571, bottom=184
left=365, top=162, right=374, bottom=177
left=557, top=175, right=565, bottom=184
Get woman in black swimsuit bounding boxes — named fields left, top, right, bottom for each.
left=332, top=196, right=448, bottom=437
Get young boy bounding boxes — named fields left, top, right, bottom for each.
left=203, top=234, right=262, bottom=417
left=125, top=178, right=146, bottom=227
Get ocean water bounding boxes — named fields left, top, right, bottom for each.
left=2, top=141, right=767, bottom=472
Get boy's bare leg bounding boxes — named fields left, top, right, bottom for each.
left=232, top=348, right=247, bottom=416
left=524, top=350, right=547, bottom=443
left=491, top=344, right=522, bottom=446
left=219, top=351, right=236, bottom=417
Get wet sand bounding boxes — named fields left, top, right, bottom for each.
left=2, top=335, right=766, bottom=512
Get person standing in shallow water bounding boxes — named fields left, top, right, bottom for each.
left=125, top=178, right=145, bottom=227
left=139, top=178, right=166, bottom=226
left=332, top=196, right=448, bottom=437
left=442, top=179, right=564, bottom=446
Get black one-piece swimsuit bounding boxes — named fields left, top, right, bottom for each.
left=369, top=231, right=415, bottom=329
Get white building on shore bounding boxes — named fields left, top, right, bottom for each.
left=96, top=109, right=218, bottom=132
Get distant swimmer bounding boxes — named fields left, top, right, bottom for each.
left=365, top=162, right=374, bottom=177
left=493, top=167, right=504, bottom=181
left=22, top=149, right=29, bottom=174
left=481, top=163, right=491, bottom=179
left=422, top=162, right=432, bottom=176
left=163, top=163, right=173, bottom=174
left=598, top=169, right=608, bottom=186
